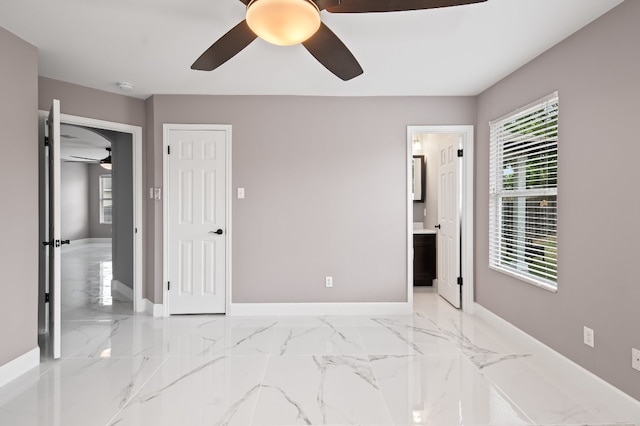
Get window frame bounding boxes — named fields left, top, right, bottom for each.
left=488, top=92, right=559, bottom=292
left=99, top=174, right=112, bottom=225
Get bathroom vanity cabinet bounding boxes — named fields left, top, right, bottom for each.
left=413, top=232, right=436, bottom=286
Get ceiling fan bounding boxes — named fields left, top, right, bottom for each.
left=192, top=0, right=487, bottom=81
left=70, top=148, right=112, bottom=170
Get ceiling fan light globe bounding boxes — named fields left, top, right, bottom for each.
left=246, top=0, right=320, bottom=46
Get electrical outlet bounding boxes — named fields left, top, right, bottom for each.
left=325, top=276, right=333, bottom=288
left=583, top=326, right=594, bottom=348
left=632, top=348, right=640, bottom=372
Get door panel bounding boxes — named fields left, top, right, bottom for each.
left=168, top=128, right=227, bottom=314
left=48, top=99, right=62, bottom=358
left=437, top=137, right=461, bottom=308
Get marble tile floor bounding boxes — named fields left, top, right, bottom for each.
left=0, top=243, right=635, bottom=426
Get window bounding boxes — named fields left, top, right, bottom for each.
left=489, top=92, right=558, bottom=290
left=99, top=174, right=112, bottom=224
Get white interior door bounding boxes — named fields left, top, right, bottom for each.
left=47, top=99, right=62, bottom=358
left=437, top=136, right=461, bottom=308
left=167, top=127, right=228, bottom=314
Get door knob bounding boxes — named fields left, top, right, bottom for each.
left=209, top=229, right=224, bottom=235
left=434, top=224, right=441, bottom=229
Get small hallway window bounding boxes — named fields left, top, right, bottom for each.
left=99, top=174, right=112, bottom=224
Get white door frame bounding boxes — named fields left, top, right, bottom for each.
left=407, top=125, right=475, bottom=314
left=38, top=110, right=144, bottom=312
left=162, top=124, right=233, bottom=316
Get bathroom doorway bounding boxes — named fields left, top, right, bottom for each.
left=407, top=126, right=474, bottom=312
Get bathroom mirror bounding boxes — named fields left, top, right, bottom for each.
left=413, top=155, right=425, bottom=202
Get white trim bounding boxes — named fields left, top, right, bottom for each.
left=460, top=126, right=475, bottom=314
left=0, top=347, right=39, bottom=388
left=112, top=279, right=133, bottom=301
left=406, top=125, right=475, bottom=314
left=163, top=124, right=232, bottom=316
left=38, top=111, right=144, bottom=313
left=143, top=298, right=164, bottom=317
left=474, top=303, right=640, bottom=425
left=406, top=130, right=414, bottom=308
left=228, top=302, right=412, bottom=317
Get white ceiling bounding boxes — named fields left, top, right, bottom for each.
left=0, top=0, right=624, bottom=99
left=60, top=124, right=111, bottom=163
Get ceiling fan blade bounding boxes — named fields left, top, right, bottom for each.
left=192, top=20, right=257, bottom=71
left=302, top=22, right=363, bottom=81
left=313, top=0, right=342, bottom=11
left=70, top=155, right=99, bottom=161
left=327, top=0, right=486, bottom=13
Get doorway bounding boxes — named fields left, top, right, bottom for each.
left=38, top=107, right=143, bottom=356
left=407, top=126, right=474, bottom=313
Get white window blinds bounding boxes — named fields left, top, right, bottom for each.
left=489, top=92, right=558, bottom=290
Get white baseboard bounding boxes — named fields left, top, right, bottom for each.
left=228, top=302, right=412, bottom=316
left=62, top=237, right=111, bottom=253
left=143, top=298, right=164, bottom=317
left=474, top=303, right=640, bottom=425
left=112, top=279, right=133, bottom=301
left=0, top=347, right=39, bottom=388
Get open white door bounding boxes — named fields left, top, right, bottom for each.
left=437, top=136, right=461, bottom=308
left=166, top=126, right=229, bottom=314
left=47, top=100, right=62, bottom=358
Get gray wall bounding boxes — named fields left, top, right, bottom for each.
left=61, top=162, right=90, bottom=240
left=144, top=97, right=157, bottom=302
left=475, top=0, right=640, bottom=401
left=88, top=164, right=112, bottom=238
left=111, top=132, right=134, bottom=289
left=0, top=27, right=38, bottom=366
left=148, top=95, right=476, bottom=303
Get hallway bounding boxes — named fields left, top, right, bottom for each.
left=0, top=245, right=633, bottom=425
left=60, top=241, right=132, bottom=321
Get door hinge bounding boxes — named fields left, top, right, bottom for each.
left=44, top=136, right=49, bottom=147
left=167, top=146, right=171, bottom=155
left=457, top=149, right=463, bottom=157
left=45, top=292, right=50, bottom=303
left=457, top=276, right=463, bottom=286
left=135, top=227, right=138, bottom=234
left=168, top=281, right=171, bottom=291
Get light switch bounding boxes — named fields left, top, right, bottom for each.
left=237, top=188, right=245, bottom=199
